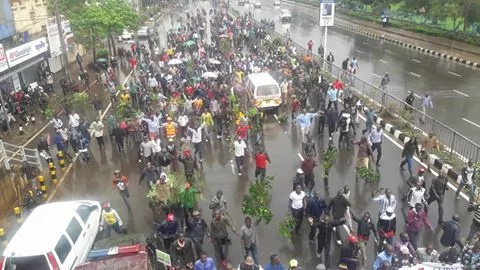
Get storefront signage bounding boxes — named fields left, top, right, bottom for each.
left=6, top=37, right=48, bottom=67
left=399, top=263, right=463, bottom=270
left=0, top=44, right=8, bottom=72
left=46, top=17, right=62, bottom=57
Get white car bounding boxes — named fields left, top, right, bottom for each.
left=137, top=26, right=150, bottom=38
left=1, top=200, right=102, bottom=270
left=118, top=29, right=133, bottom=41
left=273, top=0, right=280, bottom=5
left=254, top=1, right=261, bottom=8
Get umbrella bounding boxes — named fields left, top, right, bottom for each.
left=208, top=58, right=221, bottom=65
left=184, top=40, right=196, bottom=47
left=168, top=59, right=183, bottom=65
left=202, top=71, right=218, bottom=79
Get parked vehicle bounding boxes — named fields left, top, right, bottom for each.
left=1, top=200, right=102, bottom=270
left=273, top=0, right=280, bottom=5
left=137, top=26, right=150, bottom=38
left=280, top=9, right=291, bottom=23
left=118, top=29, right=133, bottom=41
left=254, top=1, right=261, bottom=8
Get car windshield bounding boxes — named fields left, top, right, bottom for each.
left=256, top=85, right=279, bottom=97
left=5, top=255, right=50, bottom=270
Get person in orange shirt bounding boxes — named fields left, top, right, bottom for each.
left=112, top=170, right=131, bottom=211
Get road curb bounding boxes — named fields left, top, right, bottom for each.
left=359, top=105, right=462, bottom=184
left=334, top=22, right=480, bottom=69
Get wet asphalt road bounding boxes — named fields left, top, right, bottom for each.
left=20, top=3, right=477, bottom=269
left=239, top=0, right=480, bottom=145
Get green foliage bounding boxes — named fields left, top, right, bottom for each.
left=114, top=101, right=140, bottom=121
left=69, top=92, right=90, bottom=112
left=323, top=146, right=338, bottom=174
left=357, top=167, right=381, bottom=183
left=242, top=176, right=274, bottom=224
left=44, top=107, right=54, bottom=120
left=276, top=112, right=289, bottom=123
left=219, top=38, right=231, bottom=53
left=278, top=215, right=296, bottom=239
left=97, top=49, right=109, bottom=59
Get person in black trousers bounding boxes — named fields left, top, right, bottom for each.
left=326, top=107, right=338, bottom=137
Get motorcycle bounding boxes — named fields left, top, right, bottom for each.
left=22, top=187, right=43, bottom=210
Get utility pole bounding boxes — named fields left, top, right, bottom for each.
left=53, top=0, right=71, bottom=83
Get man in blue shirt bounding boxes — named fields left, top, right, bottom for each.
left=296, top=109, right=318, bottom=143
left=264, top=254, right=285, bottom=270
left=194, top=252, right=216, bottom=270
left=372, top=244, right=394, bottom=270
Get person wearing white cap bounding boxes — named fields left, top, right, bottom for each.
left=100, top=202, right=127, bottom=237
left=377, top=205, right=397, bottom=246
left=287, top=259, right=302, bottom=270
left=292, top=168, right=305, bottom=190
left=238, top=256, right=263, bottom=270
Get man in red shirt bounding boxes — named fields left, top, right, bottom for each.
left=307, top=40, right=313, bottom=53
left=236, top=123, right=250, bottom=141
left=254, top=148, right=271, bottom=179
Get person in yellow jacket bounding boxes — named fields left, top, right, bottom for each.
left=100, top=202, right=127, bottom=237
left=201, top=109, right=214, bottom=142
left=162, top=117, right=178, bottom=140
left=235, top=111, right=246, bottom=126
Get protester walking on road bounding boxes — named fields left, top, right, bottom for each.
left=440, top=215, right=463, bottom=248
left=370, top=126, right=383, bottom=166
left=456, top=159, right=476, bottom=202
left=189, top=122, right=206, bottom=163
left=112, top=169, right=132, bottom=211
left=307, top=190, right=327, bottom=243
left=406, top=203, right=433, bottom=250
left=351, top=211, right=378, bottom=267
left=379, top=73, right=390, bottom=105
left=420, top=93, right=433, bottom=125
left=289, top=185, right=306, bottom=234
left=187, top=210, right=210, bottom=256
left=400, top=137, right=420, bottom=175
left=328, top=190, right=351, bottom=246
left=100, top=202, right=127, bottom=237
left=254, top=148, right=271, bottom=180
left=427, top=171, right=448, bottom=224
left=89, top=118, right=105, bottom=150
left=211, top=210, right=237, bottom=266
left=234, top=136, right=247, bottom=176
left=241, top=216, right=260, bottom=264
left=194, top=252, right=217, bottom=270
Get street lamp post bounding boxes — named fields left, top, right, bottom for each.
left=53, top=0, right=71, bottom=83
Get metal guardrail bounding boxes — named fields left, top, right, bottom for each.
left=250, top=17, right=480, bottom=164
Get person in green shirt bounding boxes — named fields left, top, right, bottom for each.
left=129, top=81, right=138, bottom=105
left=180, top=182, right=197, bottom=224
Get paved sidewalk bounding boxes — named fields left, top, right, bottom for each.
left=335, top=14, right=480, bottom=64
left=0, top=53, right=96, bottom=147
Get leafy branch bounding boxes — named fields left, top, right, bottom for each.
left=323, top=147, right=337, bottom=175
left=241, top=176, right=274, bottom=224
left=357, top=167, right=380, bottom=183
left=278, top=215, right=296, bottom=240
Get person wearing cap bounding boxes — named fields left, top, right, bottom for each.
left=287, top=259, right=302, bottom=270
left=338, top=235, right=360, bottom=270
left=112, top=170, right=132, bottom=211
left=180, top=183, right=198, bottom=224
left=157, top=213, right=181, bottom=250
left=407, top=168, right=426, bottom=189
left=427, top=171, right=448, bottom=224
left=292, top=168, right=305, bottom=191
left=351, top=211, right=378, bottom=267
left=100, top=202, right=127, bottom=237
left=171, top=232, right=196, bottom=269
left=162, top=116, right=178, bottom=140
left=392, top=245, right=416, bottom=268
left=238, top=256, right=263, bottom=270
left=372, top=188, right=396, bottom=218
left=234, top=136, right=247, bottom=176
left=155, top=172, right=173, bottom=210
left=194, top=251, right=216, bottom=270
left=264, top=254, right=285, bottom=270
left=210, top=210, right=237, bottom=265
left=188, top=122, right=206, bottom=163
left=186, top=210, right=210, bottom=256
left=372, top=244, right=394, bottom=269
left=178, top=149, right=199, bottom=183
left=440, top=215, right=463, bottom=249
left=377, top=205, right=396, bottom=246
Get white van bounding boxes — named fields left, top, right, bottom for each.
left=280, top=9, right=291, bottom=23
left=245, top=73, right=282, bottom=111
left=1, top=200, right=102, bottom=270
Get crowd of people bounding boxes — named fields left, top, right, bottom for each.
left=29, top=1, right=480, bottom=270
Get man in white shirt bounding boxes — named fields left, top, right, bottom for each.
left=372, top=188, right=396, bottom=217
left=370, top=126, right=383, bottom=167
left=289, top=185, right=306, bottom=234
left=140, top=136, right=154, bottom=162
left=407, top=182, right=426, bottom=208
left=52, top=116, right=63, bottom=130
left=89, top=118, right=105, bottom=150
left=68, top=112, right=80, bottom=128
left=178, top=113, right=189, bottom=137
left=233, top=136, right=247, bottom=176
left=188, top=123, right=205, bottom=163
left=147, top=75, right=158, bottom=92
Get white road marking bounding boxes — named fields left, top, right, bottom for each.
left=297, top=153, right=304, bottom=162
left=462, top=118, right=480, bottom=129
left=413, top=93, right=421, bottom=98
left=372, top=73, right=382, bottom=78
left=355, top=49, right=364, bottom=54
left=448, top=70, right=462, bottom=77
left=379, top=59, right=387, bottom=64
left=409, top=72, right=421, bottom=78
left=362, top=41, right=368, bottom=45
left=46, top=71, right=134, bottom=203
left=453, top=90, right=469, bottom=97
left=230, top=160, right=236, bottom=175
left=273, top=114, right=281, bottom=124
left=412, top=59, right=421, bottom=63
left=384, top=49, right=393, bottom=54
